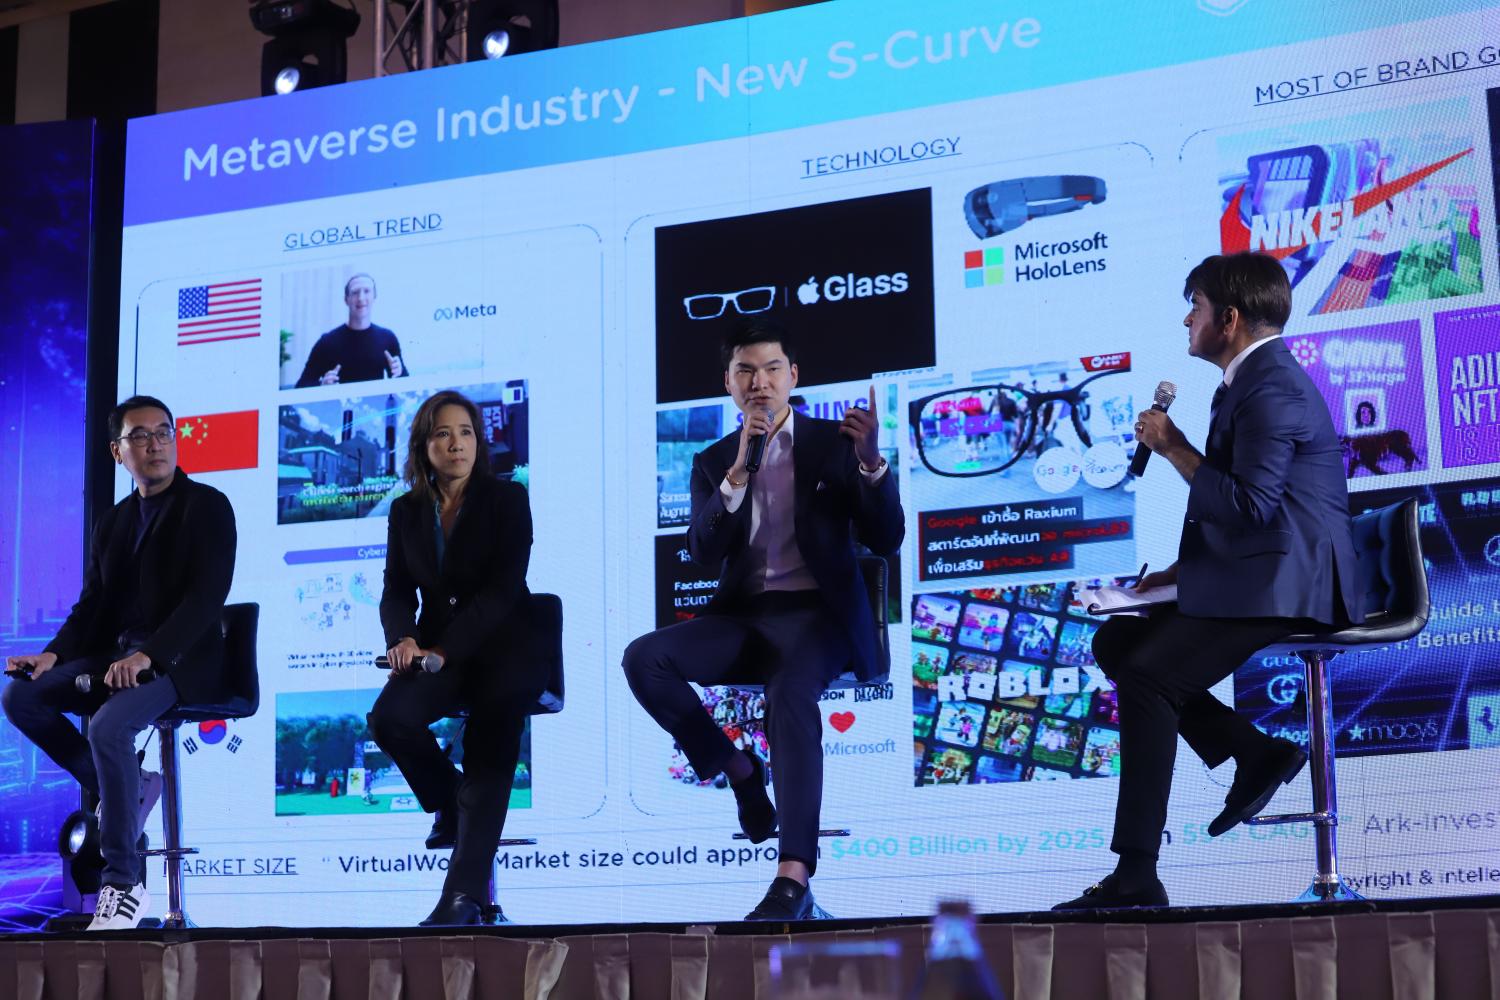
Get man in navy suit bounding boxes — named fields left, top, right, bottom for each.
left=624, top=318, right=904, bottom=920
left=1056, top=252, right=1362, bottom=909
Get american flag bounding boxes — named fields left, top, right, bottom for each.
left=177, top=279, right=262, bottom=346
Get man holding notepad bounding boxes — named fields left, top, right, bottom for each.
left=1056, top=252, right=1363, bottom=910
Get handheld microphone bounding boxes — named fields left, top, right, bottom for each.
left=743, top=406, right=773, bottom=474
left=1128, top=381, right=1178, bottom=478
left=75, top=668, right=158, bottom=694
left=375, top=654, right=442, bottom=673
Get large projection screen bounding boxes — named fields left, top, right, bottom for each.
left=116, top=0, right=1500, bottom=925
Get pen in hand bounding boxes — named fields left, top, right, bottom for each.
left=1131, top=563, right=1149, bottom=590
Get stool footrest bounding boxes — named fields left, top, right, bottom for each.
left=142, top=847, right=201, bottom=859
left=731, top=828, right=851, bottom=842
left=1245, top=811, right=1335, bottom=827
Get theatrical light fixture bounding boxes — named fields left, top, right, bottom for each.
left=57, top=809, right=105, bottom=910
left=249, top=0, right=362, bottom=97
left=482, top=29, right=512, bottom=59
left=464, top=0, right=559, bottom=62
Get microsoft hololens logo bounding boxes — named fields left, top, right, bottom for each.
left=964, top=248, right=1004, bottom=288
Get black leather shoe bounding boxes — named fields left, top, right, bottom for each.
left=419, top=891, right=485, bottom=926
left=744, top=876, right=832, bottom=920
left=1208, top=739, right=1308, bottom=837
left=1052, top=873, right=1169, bottom=911
left=425, top=808, right=457, bottom=850
left=731, top=754, right=776, bottom=844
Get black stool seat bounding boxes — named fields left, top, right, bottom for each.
left=1243, top=499, right=1428, bottom=902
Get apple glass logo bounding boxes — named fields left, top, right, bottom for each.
left=797, top=276, right=821, bottom=306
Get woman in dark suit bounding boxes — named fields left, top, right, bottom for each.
left=370, top=389, right=540, bottom=926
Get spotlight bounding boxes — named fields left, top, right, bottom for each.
left=482, top=29, right=511, bottom=60
left=465, top=0, right=558, bottom=62
left=57, top=809, right=105, bottom=910
left=274, top=66, right=302, bottom=94
left=249, top=0, right=361, bottom=96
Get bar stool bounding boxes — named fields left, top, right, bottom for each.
left=144, top=602, right=260, bottom=929
left=1244, top=498, right=1429, bottom=901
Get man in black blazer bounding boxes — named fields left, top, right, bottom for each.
left=1055, top=253, right=1362, bottom=910
left=624, top=319, right=904, bottom=920
left=3, top=395, right=237, bottom=930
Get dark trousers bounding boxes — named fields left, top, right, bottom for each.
left=1090, top=606, right=1302, bottom=858
left=1, top=653, right=179, bottom=886
left=367, top=666, right=528, bottom=898
left=622, top=597, right=852, bottom=875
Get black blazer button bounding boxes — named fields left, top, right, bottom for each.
left=448, top=597, right=458, bottom=606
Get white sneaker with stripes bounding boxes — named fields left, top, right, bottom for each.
left=87, top=882, right=150, bottom=931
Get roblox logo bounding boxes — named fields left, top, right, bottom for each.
left=936, top=664, right=1111, bottom=702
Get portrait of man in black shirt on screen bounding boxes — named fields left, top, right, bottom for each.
left=295, top=273, right=409, bottom=388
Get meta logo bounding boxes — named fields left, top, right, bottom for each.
left=796, top=271, right=910, bottom=305
left=432, top=303, right=498, bottom=322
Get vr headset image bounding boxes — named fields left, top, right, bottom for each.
left=964, top=175, right=1107, bottom=239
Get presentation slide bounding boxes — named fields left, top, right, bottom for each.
left=109, top=0, right=1500, bottom=925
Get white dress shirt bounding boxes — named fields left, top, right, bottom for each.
left=718, top=408, right=886, bottom=594
left=1221, top=333, right=1278, bottom=387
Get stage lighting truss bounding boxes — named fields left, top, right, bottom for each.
left=250, top=0, right=362, bottom=96
left=373, top=0, right=558, bottom=77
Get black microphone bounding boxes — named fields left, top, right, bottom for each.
left=76, top=668, right=159, bottom=694
left=743, top=407, right=773, bottom=474
left=374, top=654, right=442, bottom=673
left=1128, top=381, right=1178, bottom=478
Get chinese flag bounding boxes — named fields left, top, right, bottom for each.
left=176, top=410, right=258, bottom=473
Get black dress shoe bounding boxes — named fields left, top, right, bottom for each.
left=1208, top=739, right=1308, bottom=837
left=1052, top=873, right=1169, bottom=911
left=744, top=876, right=832, bottom=920
left=731, top=754, right=776, bottom=844
left=419, top=891, right=485, bottom=926
left=425, top=808, right=457, bottom=850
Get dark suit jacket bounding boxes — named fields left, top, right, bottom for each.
left=687, top=414, right=905, bottom=682
left=380, top=475, right=542, bottom=698
left=1178, top=337, right=1363, bottom=625
left=46, top=470, right=237, bottom=705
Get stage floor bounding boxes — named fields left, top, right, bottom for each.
left=4, top=893, right=1499, bottom=998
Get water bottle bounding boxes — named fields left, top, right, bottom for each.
left=912, top=900, right=1005, bottom=1000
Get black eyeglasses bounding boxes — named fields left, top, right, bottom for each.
left=910, top=369, right=1126, bottom=477
left=117, top=427, right=177, bottom=448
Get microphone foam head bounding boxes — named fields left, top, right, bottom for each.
left=1154, top=381, right=1177, bottom=408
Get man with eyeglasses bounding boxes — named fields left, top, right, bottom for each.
left=294, top=273, right=408, bottom=388
left=3, top=395, right=237, bottom=930
left=623, top=318, right=904, bottom=921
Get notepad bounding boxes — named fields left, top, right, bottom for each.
left=1081, top=583, right=1179, bottom=616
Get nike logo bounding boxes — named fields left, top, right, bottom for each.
left=1221, top=147, right=1473, bottom=259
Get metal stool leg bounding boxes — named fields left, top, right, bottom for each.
left=141, top=720, right=200, bottom=928
left=1298, top=650, right=1360, bottom=901
left=1245, top=650, right=1363, bottom=901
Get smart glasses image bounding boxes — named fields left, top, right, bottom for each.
left=963, top=175, right=1107, bottom=239
left=682, top=285, right=777, bottom=320
left=910, top=369, right=1125, bottom=477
